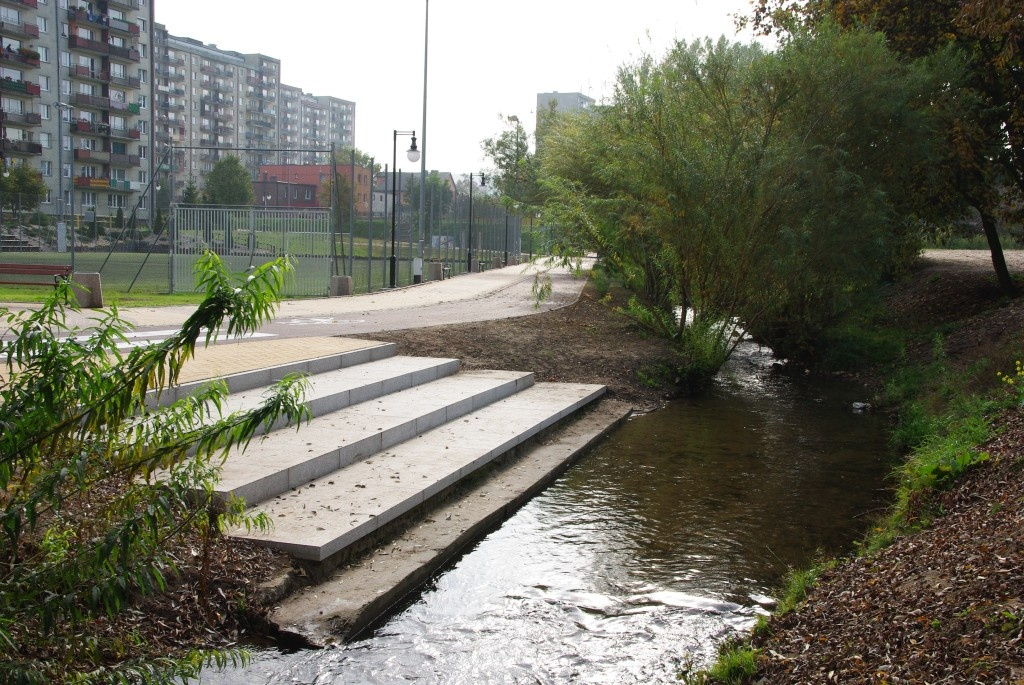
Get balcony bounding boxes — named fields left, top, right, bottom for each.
left=1, top=110, right=41, bottom=127
left=0, top=0, right=39, bottom=8
left=109, top=125, right=140, bottom=140
left=68, top=35, right=109, bottom=55
left=159, top=54, right=186, bottom=67
left=73, top=120, right=140, bottom=140
left=72, top=119, right=100, bottom=134
left=108, top=99, right=141, bottom=115
left=1, top=138, right=42, bottom=155
left=0, top=18, right=39, bottom=39
left=108, top=44, right=141, bottom=62
left=0, top=78, right=40, bottom=97
left=0, top=47, right=40, bottom=68
left=108, top=72, right=141, bottom=89
left=67, top=7, right=105, bottom=28
left=106, top=0, right=141, bottom=9
left=109, top=153, right=141, bottom=167
left=75, top=176, right=139, bottom=191
left=74, top=148, right=111, bottom=163
left=107, top=16, right=139, bottom=36
left=73, top=93, right=108, bottom=110
left=71, top=64, right=103, bottom=83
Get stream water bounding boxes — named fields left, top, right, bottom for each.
left=200, top=343, right=896, bottom=684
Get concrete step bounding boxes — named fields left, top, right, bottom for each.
left=151, top=340, right=397, bottom=407
left=229, top=381, right=605, bottom=562
left=214, top=369, right=535, bottom=507
left=220, top=355, right=461, bottom=433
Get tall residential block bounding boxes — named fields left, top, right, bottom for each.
left=1, top=0, right=156, bottom=221
left=153, top=23, right=355, bottom=201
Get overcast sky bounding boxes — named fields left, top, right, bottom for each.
left=156, top=1, right=762, bottom=175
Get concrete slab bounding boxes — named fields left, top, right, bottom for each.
left=231, top=382, right=606, bottom=561
left=214, top=369, right=534, bottom=506
left=152, top=338, right=396, bottom=406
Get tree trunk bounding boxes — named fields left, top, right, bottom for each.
left=977, top=204, right=1019, bottom=297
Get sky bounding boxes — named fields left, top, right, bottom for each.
left=156, top=1, right=763, bottom=175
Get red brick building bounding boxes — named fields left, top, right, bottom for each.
left=256, top=164, right=371, bottom=211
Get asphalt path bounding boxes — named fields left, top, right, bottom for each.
left=1, top=260, right=591, bottom=343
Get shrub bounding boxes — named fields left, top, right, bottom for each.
left=0, top=252, right=308, bottom=683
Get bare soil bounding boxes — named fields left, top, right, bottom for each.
left=362, top=282, right=680, bottom=414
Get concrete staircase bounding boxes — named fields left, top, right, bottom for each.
left=171, top=341, right=606, bottom=567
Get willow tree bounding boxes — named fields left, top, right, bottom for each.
left=541, top=25, right=956, bottom=376
left=747, top=0, right=1023, bottom=295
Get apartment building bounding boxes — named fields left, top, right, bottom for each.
left=1, top=0, right=155, bottom=222
left=153, top=23, right=355, bottom=201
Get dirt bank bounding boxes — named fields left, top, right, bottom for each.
left=746, top=249, right=1024, bottom=684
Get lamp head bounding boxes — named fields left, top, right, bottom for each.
left=406, top=135, right=420, bottom=163
left=480, top=173, right=487, bottom=187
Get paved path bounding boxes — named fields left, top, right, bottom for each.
left=0, top=261, right=590, bottom=344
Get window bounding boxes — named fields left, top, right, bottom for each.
left=137, top=120, right=147, bottom=134
left=39, top=132, right=51, bottom=148
left=62, top=135, right=70, bottom=151
left=40, top=161, right=52, bottom=176
left=39, top=104, right=49, bottom=120
left=38, top=75, right=49, bottom=91
left=38, top=46, right=48, bottom=62
left=36, top=16, right=48, bottom=33
left=108, top=194, right=125, bottom=209
left=138, top=146, right=147, bottom=160
left=137, top=68, right=147, bottom=83
left=62, top=163, right=71, bottom=178
left=137, top=94, right=147, bottom=109
left=61, top=79, right=70, bottom=95
left=60, top=50, right=69, bottom=67
left=81, top=192, right=97, bottom=208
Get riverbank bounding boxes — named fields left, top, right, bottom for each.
left=717, top=250, right=1024, bottom=683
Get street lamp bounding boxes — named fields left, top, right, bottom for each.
left=390, top=130, right=419, bottom=288
left=466, top=172, right=486, bottom=273
left=54, top=101, right=74, bottom=271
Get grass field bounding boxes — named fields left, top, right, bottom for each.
left=0, top=247, right=475, bottom=304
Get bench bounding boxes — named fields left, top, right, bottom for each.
left=0, top=263, right=73, bottom=288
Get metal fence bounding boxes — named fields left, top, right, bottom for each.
left=170, top=205, right=333, bottom=297
left=2, top=195, right=538, bottom=298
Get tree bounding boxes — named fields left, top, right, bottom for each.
left=482, top=115, right=542, bottom=208
left=203, top=156, right=255, bottom=206
left=541, top=27, right=954, bottom=376
left=181, top=178, right=203, bottom=206
left=745, top=0, right=1023, bottom=295
left=0, top=162, right=48, bottom=217
left=333, top=146, right=380, bottom=176
left=0, top=252, right=307, bottom=683
left=404, top=171, right=454, bottom=224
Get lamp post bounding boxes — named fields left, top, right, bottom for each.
left=466, top=172, right=486, bottom=273
left=390, top=130, right=420, bottom=288
left=54, top=101, right=74, bottom=271
left=417, top=0, right=429, bottom=274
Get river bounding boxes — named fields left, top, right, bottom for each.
left=199, top=342, right=895, bottom=684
